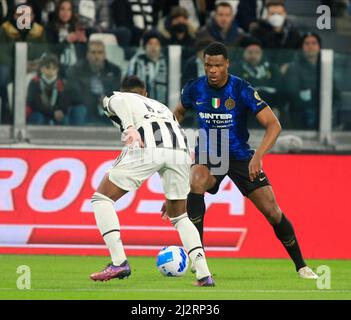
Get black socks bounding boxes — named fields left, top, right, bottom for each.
left=273, top=213, right=307, bottom=271
left=187, top=192, right=206, bottom=244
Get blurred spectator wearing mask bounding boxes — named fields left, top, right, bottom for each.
left=127, top=31, right=168, bottom=105
left=66, top=40, right=122, bottom=124
left=46, top=0, right=87, bottom=76
left=250, top=0, right=301, bottom=65
left=0, top=3, right=46, bottom=123
left=197, top=1, right=244, bottom=46
left=157, top=6, right=197, bottom=47
left=284, top=33, right=322, bottom=130
left=230, top=36, right=283, bottom=127
left=26, top=53, right=86, bottom=125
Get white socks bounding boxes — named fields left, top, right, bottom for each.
left=91, top=192, right=127, bottom=266
left=92, top=193, right=211, bottom=279
left=170, top=213, right=211, bottom=280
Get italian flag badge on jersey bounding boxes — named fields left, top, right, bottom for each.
left=212, top=98, right=220, bottom=109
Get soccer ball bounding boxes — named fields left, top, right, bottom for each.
left=156, top=246, right=189, bottom=277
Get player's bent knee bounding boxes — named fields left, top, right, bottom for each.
left=263, top=203, right=282, bottom=224
left=190, top=173, right=210, bottom=194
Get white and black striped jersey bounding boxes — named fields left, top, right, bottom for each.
left=103, top=92, right=188, bottom=150
left=127, top=0, right=154, bottom=30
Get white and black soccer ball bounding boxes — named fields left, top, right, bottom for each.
left=156, top=246, right=189, bottom=277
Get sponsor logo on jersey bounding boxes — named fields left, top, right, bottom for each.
left=199, top=113, right=232, bottom=120
left=212, top=98, right=220, bottom=109
left=225, top=98, right=235, bottom=110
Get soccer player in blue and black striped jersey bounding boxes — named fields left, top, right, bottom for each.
left=170, top=42, right=318, bottom=279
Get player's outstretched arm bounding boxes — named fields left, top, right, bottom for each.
left=173, top=102, right=187, bottom=124
left=249, top=107, right=282, bottom=181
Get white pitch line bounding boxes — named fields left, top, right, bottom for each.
left=0, top=288, right=350, bottom=294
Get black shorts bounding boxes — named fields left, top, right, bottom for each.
left=194, top=154, right=270, bottom=197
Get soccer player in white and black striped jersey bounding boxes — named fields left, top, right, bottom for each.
left=90, top=76, right=215, bottom=286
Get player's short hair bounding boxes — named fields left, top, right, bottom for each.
left=121, top=76, right=146, bottom=92
left=203, top=42, right=229, bottom=60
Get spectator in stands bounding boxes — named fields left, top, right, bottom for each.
left=157, top=6, right=197, bottom=47
left=66, top=40, right=122, bottom=125
left=72, top=0, right=110, bottom=35
left=196, top=1, right=244, bottom=46
left=230, top=36, right=283, bottom=127
left=26, top=53, right=86, bottom=125
left=0, top=3, right=46, bottom=124
left=110, top=0, right=155, bottom=47
left=181, top=37, right=212, bottom=86
left=284, top=33, right=322, bottom=129
left=33, top=0, right=57, bottom=26
left=127, top=31, right=168, bottom=105
left=250, top=0, right=301, bottom=65
left=236, top=0, right=259, bottom=32
left=46, top=0, right=87, bottom=76
left=158, top=0, right=216, bottom=27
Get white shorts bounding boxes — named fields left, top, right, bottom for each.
left=108, top=147, right=191, bottom=200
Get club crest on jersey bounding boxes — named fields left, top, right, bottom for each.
left=225, top=98, right=235, bottom=110
left=212, top=98, right=220, bottom=109
left=254, top=91, right=262, bottom=101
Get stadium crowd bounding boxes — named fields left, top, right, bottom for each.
left=0, top=0, right=349, bottom=128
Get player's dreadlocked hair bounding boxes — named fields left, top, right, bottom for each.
left=203, top=42, right=228, bottom=59
left=121, top=76, right=146, bottom=92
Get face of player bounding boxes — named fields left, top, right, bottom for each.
left=204, top=54, right=229, bottom=88
left=243, top=45, right=263, bottom=66
left=58, top=1, right=73, bottom=23
left=303, top=36, right=320, bottom=59
left=214, top=6, right=234, bottom=31
left=145, top=38, right=161, bottom=61
left=87, top=43, right=106, bottom=69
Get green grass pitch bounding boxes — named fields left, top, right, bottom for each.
left=0, top=255, right=350, bottom=300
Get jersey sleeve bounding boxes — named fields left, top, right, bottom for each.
left=180, top=80, right=194, bottom=109
left=104, top=94, right=134, bottom=131
left=240, top=80, right=269, bottom=115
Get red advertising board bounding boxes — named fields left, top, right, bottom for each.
left=0, top=148, right=350, bottom=259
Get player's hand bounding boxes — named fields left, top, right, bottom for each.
left=160, top=202, right=168, bottom=221
left=248, top=153, right=263, bottom=182
left=121, top=127, right=144, bottom=148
